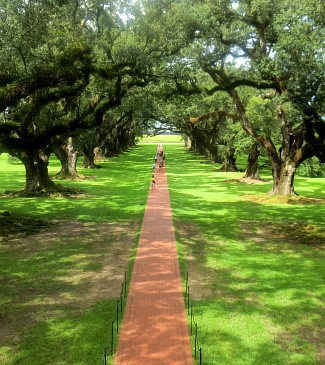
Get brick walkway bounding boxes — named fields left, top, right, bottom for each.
left=114, top=166, right=193, bottom=365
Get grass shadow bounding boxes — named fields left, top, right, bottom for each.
left=166, top=145, right=325, bottom=365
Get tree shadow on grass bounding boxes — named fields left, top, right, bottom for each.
left=166, top=146, right=325, bottom=364
left=185, top=243, right=324, bottom=364
left=0, top=145, right=159, bottom=224
left=10, top=300, right=116, bottom=365
left=195, top=321, right=288, bottom=365
left=0, top=220, right=138, bottom=365
left=175, top=206, right=325, bottom=364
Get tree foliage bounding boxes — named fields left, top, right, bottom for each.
left=164, top=0, right=325, bottom=195
left=0, top=0, right=324, bottom=196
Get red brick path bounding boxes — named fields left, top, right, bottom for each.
left=114, top=166, right=193, bottom=365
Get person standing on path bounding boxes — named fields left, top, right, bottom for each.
left=157, top=143, right=163, bottom=155
left=159, top=152, right=165, bottom=167
left=150, top=174, right=156, bottom=189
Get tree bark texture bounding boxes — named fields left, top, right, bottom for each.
left=270, top=159, right=297, bottom=196
left=82, top=149, right=98, bottom=168
left=19, top=150, right=56, bottom=192
left=220, top=147, right=238, bottom=171
left=243, top=144, right=260, bottom=180
left=55, top=137, right=79, bottom=178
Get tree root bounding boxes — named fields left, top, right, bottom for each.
left=2, top=185, right=86, bottom=198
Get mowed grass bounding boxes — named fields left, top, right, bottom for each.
left=1, top=145, right=324, bottom=365
left=165, top=145, right=325, bottom=365
left=0, top=145, right=157, bottom=365
left=0, top=146, right=153, bottom=222
left=139, top=133, right=184, bottom=144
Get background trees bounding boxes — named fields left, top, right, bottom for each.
left=0, top=0, right=324, bottom=196
left=158, top=0, right=325, bottom=195
left=0, top=0, right=94, bottom=192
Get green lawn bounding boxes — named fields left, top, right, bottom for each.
left=0, top=145, right=324, bottom=365
left=0, top=146, right=155, bottom=365
left=166, top=145, right=325, bottom=365
left=0, top=147, right=152, bottom=222
left=139, top=133, right=184, bottom=144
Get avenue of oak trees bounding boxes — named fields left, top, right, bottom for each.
left=0, top=0, right=324, bottom=196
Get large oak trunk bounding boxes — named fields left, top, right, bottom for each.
left=227, top=88, right=311, bottom=196
left=243, top=144, right=260, bottom=180
left=20, top=150, right=56, bottom=193
left=184, top=136, right=192, bottom=149
left=81, top=147, right=100, bottom=168
left=82, top=153, right=97, bottom=168
left=220, top=147, right=238, bottom=171
left=271, top=159, right=297, bottom=196
left=55, top=137, right=79, bottom=178
left=209, top=144, right=221, bottom=163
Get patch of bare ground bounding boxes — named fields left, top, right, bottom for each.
left=299, top=325, right=325, bottom=364
left=240, top=221, right=325, bottom=250
left=223, top=179, right=325, bottom=205
left=224, top=177, right=272, bottom=184
left=0, top=218, right=140, bottom=347
left=1, top=186, right=87, bottom=198
left=241, top=194, right=325, bottom=205
left=274, top=323, right=325, bottom=364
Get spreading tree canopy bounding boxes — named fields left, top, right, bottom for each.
left=0, top=0, right=324, bottom=196
left=150, top=0, right=325, bottom=195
